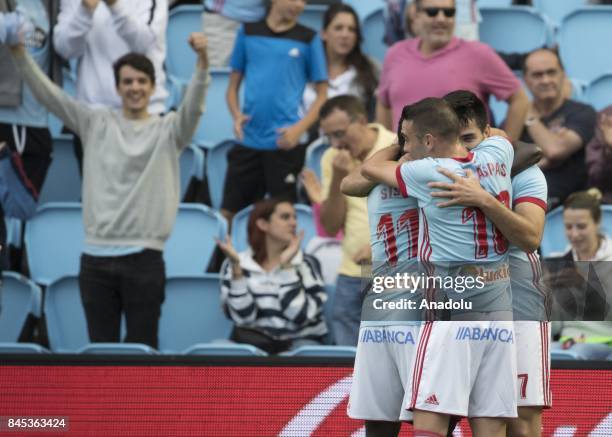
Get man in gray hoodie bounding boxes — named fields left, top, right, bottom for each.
left=5, top=30, right=210, bottom=348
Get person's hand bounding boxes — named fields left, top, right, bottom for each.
left=428, top=167, right=487, bottom=208
left=277, top=125, right=302, bottom=150
left=216, top=235, right=240, bottom=265
left=301, top=169, right=322, bottom=205
left=82, top=0, right=100, bottom=12
left=332, top=150, right=355, bottom=178
left=599, top=113, right=612, bottom=147
left=352, top=244, right=372, bottom=266
left=280, top=230, right=304, bottom=267
left=188, top=32, right=209, bottom=70
left=233, top=113, right=250, bottom=141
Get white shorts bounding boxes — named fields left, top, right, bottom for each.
left=348, top=324, right=420, bottom=422
left=404, top=320, right=517, bottom=418
left=515, top=321, right=552, bottom=408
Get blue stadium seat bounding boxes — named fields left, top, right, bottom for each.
left=165, top=204, right=227, bottom=276
left=0, top=272, right=42, bottom=342
left=0, top=342, right=50, bottom=354
left=183, top=343, right=267, bottom=356
left=323, top=284, right=336, bottom=345
left=298, top=4, right=326, bottom=31
left=304, top=136, right=330, bottom=181
left=361, top=8, right=386, bottom=64
left=44, top=276, right=89, bottom=352
left=205, top=139, right=234, bottom=210
left=24, top=202, right=83, bottom=286
left=540, top=205, right=612, bottom=257
left=281, top=345, right=357, bottom=357
left=193, top=68, right=241, bottom=149
left=231, top=204, right=317, bottom=253
left=306, top=238, right=342, bottom=285
left=479, top=7, right=551, bottom=53
left=343, top=0, right=384, bottom=22
left=5, top=217, right=22, bottom=249
left=166, top=5, right=203, bottom=83
left=550, top=349, right=582, bottom=360
left=78, top=343, right=158, bottom=355
left=39, top=135, right=82, bottom=204
left=584, top=73, right=612, bottom=112
left=558, top=7, right=612, bottom=83
left=179, top=144, right=205, bottom=199
left=158, top=275, right=233, bottom=353
left=533, top=0, right=588, bottom=27
left=478, top=0, right=512, bottom=6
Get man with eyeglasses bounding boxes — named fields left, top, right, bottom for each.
left=318, top=95, right=397, bottom=346
left=376, top=0, right=529, bottom=143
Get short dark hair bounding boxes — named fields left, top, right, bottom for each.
left=443, top=90, right=489, bottom=132
left=319, top=94, right=368, bottom=121
left=398, top=98, right=460, bottom=145
left=522, top=48, right=565, bottom=75
left=113, top=53, right=156, bottom=87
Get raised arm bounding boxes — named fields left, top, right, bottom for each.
left=53, top=0, right=98, bottom=59
left=502, top=88, right=530, bottom=142
left=105, top=0, right=167, bottom=54
left=219, top=259, right=257, bottom=325
left=361, top=144, right=401, bottom=188
left=341, top=163, right=377, bottom=197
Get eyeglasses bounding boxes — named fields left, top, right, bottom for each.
left=420, top=7, right=456, bottom=18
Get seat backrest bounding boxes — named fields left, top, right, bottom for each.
left=304, top=137, right=329, bottom=181
left=158, top=275, right=233, bottom=353
left=479, top=7, right=550, bottom=53
left=205, top=140, right=234, bottom=210
left=179, top=144, right=205, bottom=199
left=39, top=135, right=82, bottom=204
left=0, top=342, right=50, bottom=354
left=478, top=0, right=512, bottom=6
left=44, top=276, right=89, bottom=352
left=298, top=4, right=326, bottom=31
left=164, top=204, right=227, bottom=276
left=231, top=204, right=316, bottom=253
left=5, top=217, right=22, bottom=249
left=25, top=203, right=83, bottom=286
left=78, top=343, right=158, bottom=355
left=533, top=0, right=588, bottom=27
left=0, top=272, right=42, bottom=342
left=361, top=8, right=386, bottom=65
left=281, top=345, right=357, bottom=357
left=183, top=342, right=267, bottom=356
left=558, top=8, right=612, bottom=83
left=584, top=73, right=612, bottom=112
left=166, top=5, right=204, bottom=82
left=306, top=238, right=342, bottom=285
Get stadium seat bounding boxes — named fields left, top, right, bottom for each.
left=343, top=0, right=384, bottom=22
left=323, top=284, right=336, bottom=345
left=0, top=272, right=42, bottom=342
left=281, top=345, right=357, bottom=357
left=78, top=343, right=158, bottom=355
left=304, top=136, right=330, bottom=181
left=24, top=202, right=83, bottom=286
left=361, top=7, right=386, bottom=64
left=584, top=73, right=612, bottom=112
left=478, top=0, right=512, bottom=6
left=166, top=5, right=203, bottom=83
left=179, top=144, right=206, bottom=199
left=306, top=237, right=342, bottom=285
left=231, top=203, right=317, bottom=252
left=165, top=204, right=227, bottom=276
left=158, top=275, right=233, bottom=353
left=0, top=342, right=50, bottom=354
left=479, top=7, right=551, bottom=53
left=39, top=135, right=82, bottom=204
left=298, top=4, right=326, bottom=30
left=193, top=68, right=241, bottom=149
left=533, top=0, right=588, bottom=27
left=558, top=7, right=612, bottom=83
left=183, top=343, right=267, bottom=356
left=540, top=205, right=612, bottom=257
left=5, top=217, right=22, bottom=249
left=551, top=349, right=582, bottom=360
left=44, top=276, right=89, bottom=352
left=205, top=139, right=234, bottom=210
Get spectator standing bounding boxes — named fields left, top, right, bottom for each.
left=6, top=32, right=211, bottom=348
left=222, top=0, right=328, bottom=224
left=376, top=0, right=529, bottom=141
left=217, top=198, right=328, bottom=354
left=586, top=106, right=612, bottom=204
left=318, top=95, right=396, bottom=346
left=520, top=48, right=597, bottom=209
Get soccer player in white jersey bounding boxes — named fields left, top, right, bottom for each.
left=362, top=98, right=517, bottom=437
left=430, top=90, right=551, bottom=437
left=341, top=146, right=421, bottom=436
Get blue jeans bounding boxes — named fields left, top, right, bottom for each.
left=332, top=274, right=364, bottom=346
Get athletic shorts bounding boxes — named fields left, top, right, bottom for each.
left=348, top=324, right=420, bottom=422
left=404, top=320, right=517, bottom=418
left=515, top=321, right=552, bottom=408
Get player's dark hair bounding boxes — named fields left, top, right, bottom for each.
left=522, top=47, right=565, bottom=74
left=113, top=53, right=156, bottom=87
left=398, top=98, right=460, bottom=144
left=443, top=90, right=489, bottom=132
left=564, top=188, right=603, bottom=224
left=248, top=197, right=295, bottom=265
left=319, top=94, right=368, bottom=121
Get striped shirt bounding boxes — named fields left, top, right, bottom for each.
left=220, top=250, right=328, bottom=341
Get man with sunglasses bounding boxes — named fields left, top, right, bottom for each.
left=376, top=0, right=529, bottom=142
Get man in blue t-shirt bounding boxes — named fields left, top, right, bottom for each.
left=222, top=0, right=327, bottom=222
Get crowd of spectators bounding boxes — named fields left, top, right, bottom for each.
left=0, top=0, right=610, bottom=354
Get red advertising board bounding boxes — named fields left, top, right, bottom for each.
left=0, top=362, right=610, bottom=436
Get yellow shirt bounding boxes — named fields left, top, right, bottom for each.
left=321, top=124, right=397, bottom=277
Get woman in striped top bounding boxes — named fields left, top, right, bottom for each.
left=217, top=198, right=328, bottom=354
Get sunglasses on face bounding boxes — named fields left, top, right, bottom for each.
left=420, top=7, right=456, bottom=18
